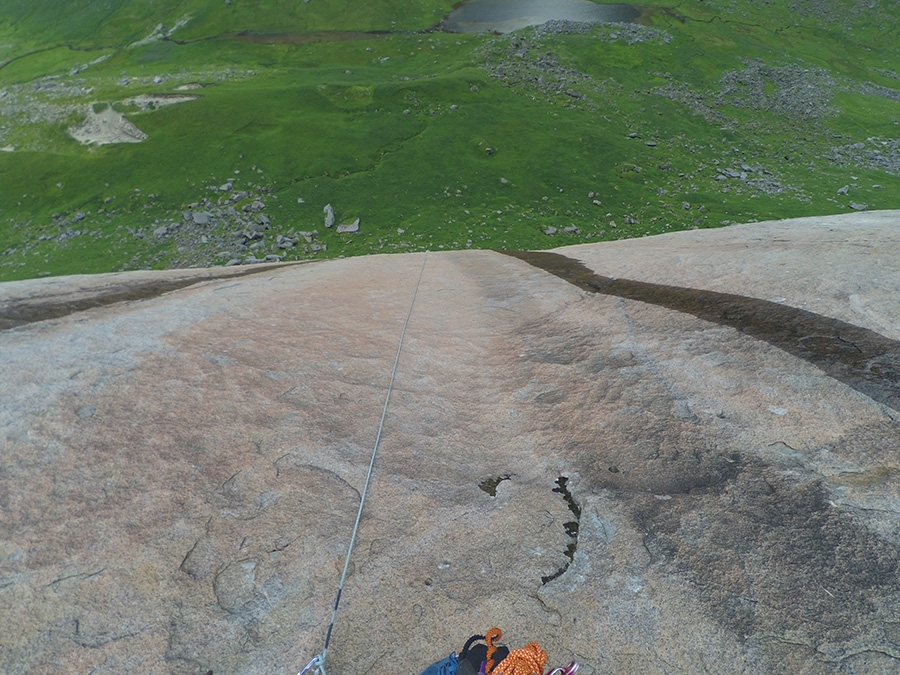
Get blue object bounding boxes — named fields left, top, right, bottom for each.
left=419, top=653, right=459, bottom=675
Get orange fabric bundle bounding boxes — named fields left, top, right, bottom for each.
left=491, top=642, right=548, bottom=675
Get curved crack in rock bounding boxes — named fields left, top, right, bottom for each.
left=541, top=476, right=581, bottom=585
left=501, top=250, right=900, bottom=412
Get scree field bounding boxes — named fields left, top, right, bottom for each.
left=1, top=0, right=898, bottom=280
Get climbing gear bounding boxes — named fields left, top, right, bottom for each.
left=419, top=652, right=460, bottom=675
left=419, top=629, right=578, bottom=675
left=298, top=656, right=321, bottom=675
left=297, top=253, right=428, bottom=675
left=547, top=663, right=580, bottom=675
left=485, top=627, right=504, bottom=674
left=492, top=642, right=547, bottom=675
left=458, top=633, right=509, bottom=675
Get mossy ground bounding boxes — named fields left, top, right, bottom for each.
left=1, top=0, right=898, bottom=281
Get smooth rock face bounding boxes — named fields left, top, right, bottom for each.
left=2, top=211, right=900, bottom=674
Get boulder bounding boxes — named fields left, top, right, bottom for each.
left=337, top=218, right=360, bottom=234
left=2, top=211, right=900, bottom=675
left=192, top=211, right=213, bottom=226
left=324, top=203, right=335, bottom=228
left=276, top=235, right=296, bottom=249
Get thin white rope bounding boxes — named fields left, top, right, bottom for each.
left=303, top=251, right=428, bottom=675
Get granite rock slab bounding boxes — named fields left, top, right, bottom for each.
left=2, top=211, right=900, bottom=674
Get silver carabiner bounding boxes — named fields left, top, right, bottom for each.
left=547, top=662, right=579, bottom=675
left=298, top=655, right=325, bottom=675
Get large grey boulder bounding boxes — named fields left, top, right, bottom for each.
left=337, top=218, right=360, bottom=234
left=191, top=210, right=213, bottom=226
left=2, top=211, right=900, bottom=674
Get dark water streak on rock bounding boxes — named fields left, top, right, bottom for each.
left=0, top=261, right=306, bottom=331
left=502, top=250, right=900, bottom=412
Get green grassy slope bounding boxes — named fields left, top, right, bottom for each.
left=1, top=0, right=898, bottom=280
left=0, top=0, right=452, bottom=57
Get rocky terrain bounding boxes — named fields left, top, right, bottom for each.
left=0, top=67, right=253, bottom=152
left=1, top=168, right=360, bottom=276
left=479, top=22, right=673, bottom=109
left=2, top=210, right=900, bottom=674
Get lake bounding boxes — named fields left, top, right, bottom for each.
left=442, top=0, right=640, bottom=34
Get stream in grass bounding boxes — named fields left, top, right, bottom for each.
left=442, top=0, right=640, bottom=34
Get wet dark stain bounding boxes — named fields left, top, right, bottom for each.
left=478, top=474, right=510, bottom=497
left=514, top=312, right=744, bottom=496
left=633, top=465, right=900, bottom=643
left=542, top=476, right=581, bottom=585
left=0, top=262, right=307, bottom=332
left=501, top=250, right=900, bottom=412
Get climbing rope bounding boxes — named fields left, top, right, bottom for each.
left=492, top=642, right=547, bottom=675
left=485, top=628, right=504, bottom=674
left=426, top=626, right=578, bottom=675
left=299, top=252, right=428, bottom=675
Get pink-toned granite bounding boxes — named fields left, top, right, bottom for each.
left=2, top=211, right=900, bottom=674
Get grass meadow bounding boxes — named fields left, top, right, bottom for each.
left=1, top=0, right=898, bottom=280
